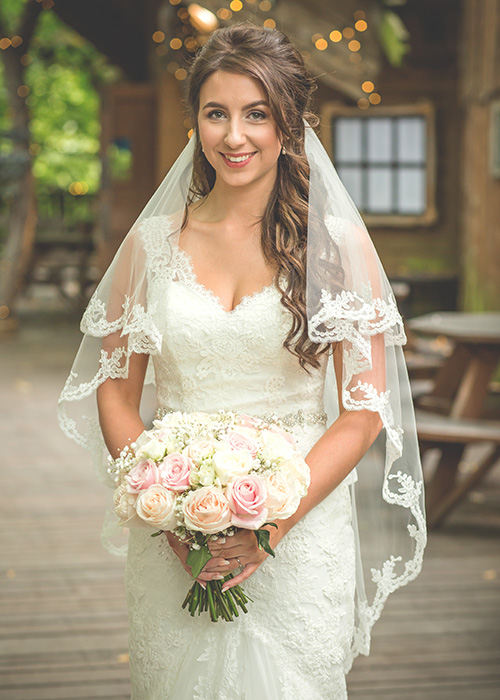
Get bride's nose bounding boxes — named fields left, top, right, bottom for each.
left=223, top=119, right=246, bottom=150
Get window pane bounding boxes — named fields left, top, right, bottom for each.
left=367, top=118, right=392, bottom=163
left=397, top=118, right=425, bottom=163
left=367, top=167, right=392, bottom=212
left=398, top=167, right=426, bottom=214
left=335, top=118, right=362, bottom=162
left=338, top=166, right=363, bottom=207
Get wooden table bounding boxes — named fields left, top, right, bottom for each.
left=408, top=312, right=500, bottom=526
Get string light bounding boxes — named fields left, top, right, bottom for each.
left=42, top=0, right=54, bottom=9
left=184, top=37, right=198, bottom=52
left=343, top=27, right=355, bottom=39
left=17, top=85, right=30, bottom=97
left=0, top=38, right=12, bottom=50
left=315, top=38, right=328, bottom=51
left=349, top=53, right=362, bottom=64
left=11, top=35, right=23, bottom=47
left=259, top=0, right=272, bottom=11
left=348, top=40, right=361, bottom=52
left=0, top=306, right=10, bottom=320
left=329, top=30, right=342, bottom=42
left=20, top=54, right=32, bottom=65
left=357, top=98, right=370, bottom=110
left=362, top=81, right=374, bottom=93
left=369, top=93, right=381, bottom=105
left=217, top=8, right=232, bottom=20
left=353, top=10, right=365, bottom=21
left=155, top=44, right=168, bottom=56
left=167, top=61, right=180, bottom=73
left=263, top=18, right=276, bottom=28
left=177, top=7, right=189, bottom=20
left=152, top=31, right=165, bottom=43
left=169, top=0, right=181, bottom=5
left=230, top=0, right=243, bottom=11
left=355, top=20, right=367, bottom=32
left=170, top=37, right=183, bottom=50
left=187, top=4, right=218, bottom=33
left=175, top=68, right=188, bottom=80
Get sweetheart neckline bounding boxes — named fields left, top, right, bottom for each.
left=171, top=240, right=278, bottom=315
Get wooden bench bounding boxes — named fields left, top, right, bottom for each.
left=416, top=410, right=500, bottom=527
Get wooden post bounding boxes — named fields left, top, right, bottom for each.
left=460, top=0, right=500, bottom=311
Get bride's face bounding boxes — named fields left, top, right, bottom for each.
left=197, top=70, right=282, bottom=191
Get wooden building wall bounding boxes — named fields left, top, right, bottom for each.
left=460, top=0, right=500, bottom=311
left=315, top=0, right=461, bottom=313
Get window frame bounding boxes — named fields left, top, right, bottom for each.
left=320, top=100, right=438, bottom=227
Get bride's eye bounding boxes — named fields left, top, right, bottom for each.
left=248, top=111, right=266, bottom=121
left=207, top=110, right=225, bottom=120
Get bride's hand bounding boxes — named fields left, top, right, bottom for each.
left=164, top=532, right=230, bottom=587
left=207, top=528, right=276, bottom=592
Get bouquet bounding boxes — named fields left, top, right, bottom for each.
left=108, top=410, right=310, bottom=622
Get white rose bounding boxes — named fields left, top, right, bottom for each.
left=189, top=461, right=218, bottom=488
left=213, top=447, right=253, bottom=485
left=183, top=438, right=218, bottom=462
left=135, top=436, right=167, bottom=461
left=281, top=456, right=311, bottom=497
left=264, top=471, right=301, bottom=520
left=155, top=411, right=184, bottom=428
left=259, top=431, right=295, bottom=462
left=113, top=483, right=137, bottom=523
left=135, top=484, right=177, bottom=530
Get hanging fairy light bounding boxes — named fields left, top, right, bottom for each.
left=187, top=4, right=218, bottom=33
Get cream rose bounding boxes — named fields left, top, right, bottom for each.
left=281, top=456, right=311, bottom=496
left=135, top=484, right=177, bottom=530
left=182, top=486, right=232, bottom=534
left=189, top=462, right=218, bottom=488
left=213, top=447, right=253, bottom=485
left=264, top=470, right=301, bottom=520
left=113, top=483, right=139, bottom=525
left=183, top=438, right=218, bottom=462
left=259, top=430, right=295, bottom=462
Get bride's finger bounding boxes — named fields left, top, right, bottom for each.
left=221, top=562, right=259, bottom=592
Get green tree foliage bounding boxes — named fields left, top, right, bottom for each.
left=0, top=1, right=119, bottom=228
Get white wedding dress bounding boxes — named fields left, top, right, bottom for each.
left=125, top=216, right=356, bottom=699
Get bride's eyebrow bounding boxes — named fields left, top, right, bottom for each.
left=202, top=100, right=269, bottom=110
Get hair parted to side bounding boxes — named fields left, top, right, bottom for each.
left=185, top=23, right=342, bottom=370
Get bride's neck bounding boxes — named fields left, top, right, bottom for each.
left=195, top=176, right=275, bottom=229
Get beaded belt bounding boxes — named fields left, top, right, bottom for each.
left=154, top=406, right=327, bottom=428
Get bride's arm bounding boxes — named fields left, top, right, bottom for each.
left=96, top=352, right=149, bottom=458
left=213, top=340, right=383, bottom=591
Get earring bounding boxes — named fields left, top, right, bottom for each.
left=281, top=145, right=287, bottom=155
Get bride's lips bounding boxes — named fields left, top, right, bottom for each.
left=220, top=151, right=257, bottom=168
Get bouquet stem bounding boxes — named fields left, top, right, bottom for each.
left=181, top=574, right=252, bottom=622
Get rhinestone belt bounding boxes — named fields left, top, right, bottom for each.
left=154, top=406, right=327, bottom=428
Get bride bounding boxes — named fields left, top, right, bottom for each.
left=59, top=24, right=426, bottom=699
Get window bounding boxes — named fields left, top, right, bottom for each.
left=321, top=102, right=437, bottom=226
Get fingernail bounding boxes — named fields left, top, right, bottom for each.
left=199, top=581, right=206, bottom=590
left=221, top=586, right=228, bottom=593
left=213, top=574, right=224, bottom=580
left=222, top=559, right=230, bottom=565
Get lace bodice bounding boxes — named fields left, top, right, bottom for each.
left=139, top=215, right=329, bottom=421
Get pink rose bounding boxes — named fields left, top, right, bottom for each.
left=227, top=431, right=259, bottom=457
left=268, top=424, right=296, bottom=446
left=227, top=475, right=268, bottom=530
left=159, top=453, right=192, bottom=492
left=125, top=459, right=161, bottom=493
left=239, top=414, right=261, bottom=429
left=182, top=487, right=233, bottom=534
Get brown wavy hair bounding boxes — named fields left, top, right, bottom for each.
left=184, top=24, right=339, bottom=370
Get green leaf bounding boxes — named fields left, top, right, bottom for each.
left=254, top=528, right=276, bottom=558
left=186, top=544, right=213, bottom=580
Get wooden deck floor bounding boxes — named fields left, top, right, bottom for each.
left=1, top=312, right=499, bottom=700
